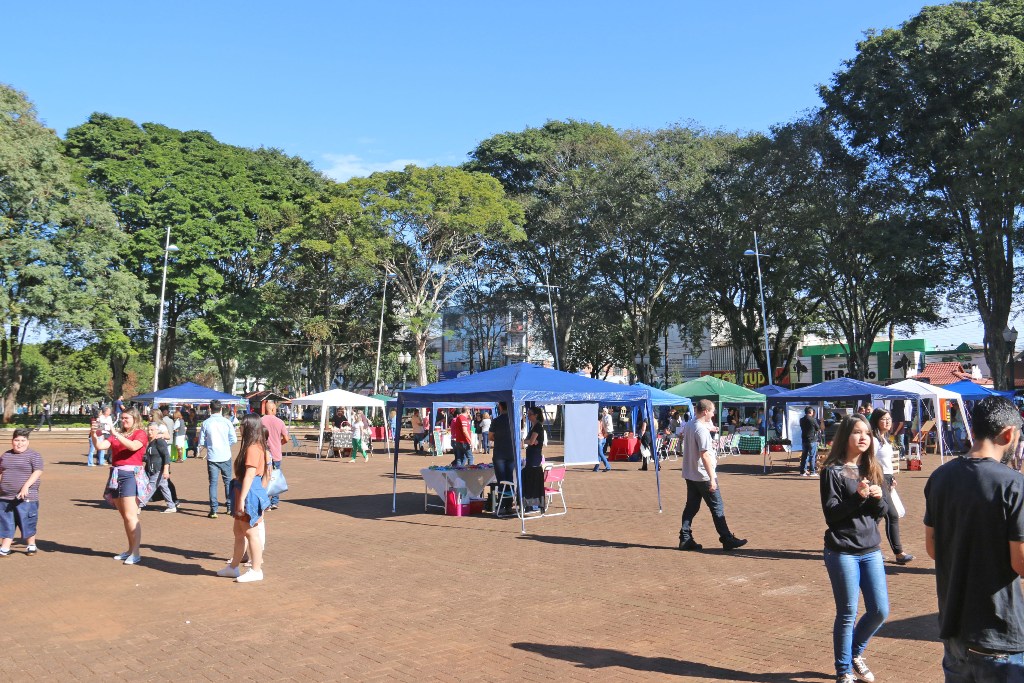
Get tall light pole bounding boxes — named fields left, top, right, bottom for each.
left=744, top=232, right=773, bottom=386
left=540, top=270, right=561, bottom=371
left=398, top=351, right=411, bottom=390
left=374, top=272, right=397, bottom=395
left=152, top=225, right=179, bottom=392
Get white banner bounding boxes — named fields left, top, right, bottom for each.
left=564, top=403, right=599, bottom=466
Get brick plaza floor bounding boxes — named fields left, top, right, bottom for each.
left=0, top=430, right=945, bottom=682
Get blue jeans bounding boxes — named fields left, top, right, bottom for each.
left=679, top=479, right=734, bottom=544
left=823, top=548, right=889, bottom=675
left=207, top=460, right=233, bottom=514
left=594, top=437, right=610, bottom=471
left=800, top=442, right=818, bottom=474
left=493, top=457, right=515, bottom=486
left=86, top=439, right=107, bottom=466
left=452, top=441, right=470, bottom=467
left=943, top=637, right=1024, bottom=682
left=269, top=460, right=282, bottom=506
left=481, top=432, right=490, bottom=454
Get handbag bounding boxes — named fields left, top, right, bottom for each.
left=266, top=468, right=289, bottom=497
left=890, top=487, right=906, bottom=519
left=639, top=444, right=653, bottom=460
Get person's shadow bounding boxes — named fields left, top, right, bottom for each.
left=37, top=540, right=208, bottom=576
left=511, top=642, right=829, bottom=682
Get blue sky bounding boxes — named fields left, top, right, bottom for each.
left=7, top=0, right=990, bottom=347
left=6, top=1, right=939, bottom=179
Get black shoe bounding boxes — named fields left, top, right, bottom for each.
left=722, top=537, right=748, bottom=551
left=678, top=539, right=703, bottom=551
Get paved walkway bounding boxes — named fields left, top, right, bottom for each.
left=1, top=432, right=944, bottom=681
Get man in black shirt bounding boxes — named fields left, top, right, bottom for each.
left=925, top=396, right=1024, bottom=680
left=488, top=402, right=514, bottom=486
left=798, top=408, right=820, bottom=477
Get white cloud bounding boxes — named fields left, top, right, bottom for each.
left=320, top=153, right=424, bottom=181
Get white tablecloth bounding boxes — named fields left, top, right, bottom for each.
left=420, top=467, right=496, bottom=500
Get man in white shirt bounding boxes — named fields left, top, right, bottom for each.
left=679, top=399, right=747, bottom=551
left=199, top=400, right=237, bottom=519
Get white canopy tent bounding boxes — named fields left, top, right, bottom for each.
left=290, top=389, right=388, bottom=456
left=888, top=379, right=971, bottom=462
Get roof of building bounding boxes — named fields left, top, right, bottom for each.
left=914, top=361, right=979, bottom=386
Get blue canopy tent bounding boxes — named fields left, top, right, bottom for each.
left=634, top=383, right=694, bottom=410
left=754, top=384, right=793, bottom=439
left=943, top=380, right=1011, bottom=401
left=763, top=377, right=919, bottom=405
left=760, top=377, right=925, bottom=463
left=394, top=363, right=656, bottom=533
left=128, top=382, right=247, bottom=406
left=754, top=385, right=793, bottom=398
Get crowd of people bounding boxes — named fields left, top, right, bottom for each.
left=5, top=388, right=1024, bottom=680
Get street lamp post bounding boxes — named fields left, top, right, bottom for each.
left=373, top=273, right=396, bottom=395
left=540, top=270, right=561, bottom=371
left=744, top=232, right=773, bottom=387
left=1003, top=327, right=1018, bottom=392
left=152, top=225, right=179, bottom=392
left=398, top=351, right=411, bottom=391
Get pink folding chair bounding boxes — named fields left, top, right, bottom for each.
left=542, top=465, right=567, bottom=517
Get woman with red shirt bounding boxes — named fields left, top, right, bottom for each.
left=91, top=407, right=149, bottom=565
left=216, top=414, right=271, bottom=583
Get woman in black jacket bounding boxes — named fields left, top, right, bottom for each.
left=140, top=423, right=176, bottom=513
left=820, top=414, right=888, bottom=683
left=637, top=416, right=654, bottom=471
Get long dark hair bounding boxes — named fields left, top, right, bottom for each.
left=234, top=413, right=268, bottom=480
left=868, top=408, right=891, bottom=442
left=822, top=414, right=882, bottom=484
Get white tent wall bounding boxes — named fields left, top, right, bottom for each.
left=887, top=379, right=973, bottom=463
left=290, top=389, right=387, bottom=456
left=563, top=403, right=598, bottom=466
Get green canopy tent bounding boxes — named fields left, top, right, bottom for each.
left=665, top=375, right=765, bottom=427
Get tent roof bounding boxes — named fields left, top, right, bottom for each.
left=634, top=383, right=694, bottom=408
left=943, top=379, right=1010, bottom=400
left=754, top=385, right=793, bottom=397
left=397, top=363, right=651, bottom=407
left=665, top=375, right=765, bottom=404
left=887, top=379, right=962, bottom=401
left=290, top=388, right=386, bottom=408
left=768, top=377, right=918, bottom=404
left=370, top=394, right=394, bottom=403
left=129, top=382, right=246, bottom=405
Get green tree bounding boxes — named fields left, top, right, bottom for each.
left=0, top=85, right=132, bottom=421
left=596, top=127, right=738, bottom=382
left=467, top=120, right=622, bottom=372
left=64, top=116, right=327, bottom=391
left=821, top=0, right=1024, bottom=389
left=356, top=165, right=525, bottom=385
left=272, top=184, right=382, bottom=393
left=41, top=341, right=111, bottom=406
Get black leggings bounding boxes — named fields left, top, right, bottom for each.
left=881, top=474, right=903, bottom=555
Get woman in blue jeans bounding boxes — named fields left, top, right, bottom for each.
left=820, top=414, right=889, bottom=683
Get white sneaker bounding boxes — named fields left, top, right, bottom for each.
left=122, top=554, right=142, bottom=565
left=235, top=569, right=263, bottom=583
left=113, top=551, right=131, bottom=561
left=161, top=507, right=177, bottom=514
left=216, top=564, right=241, bottom=578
